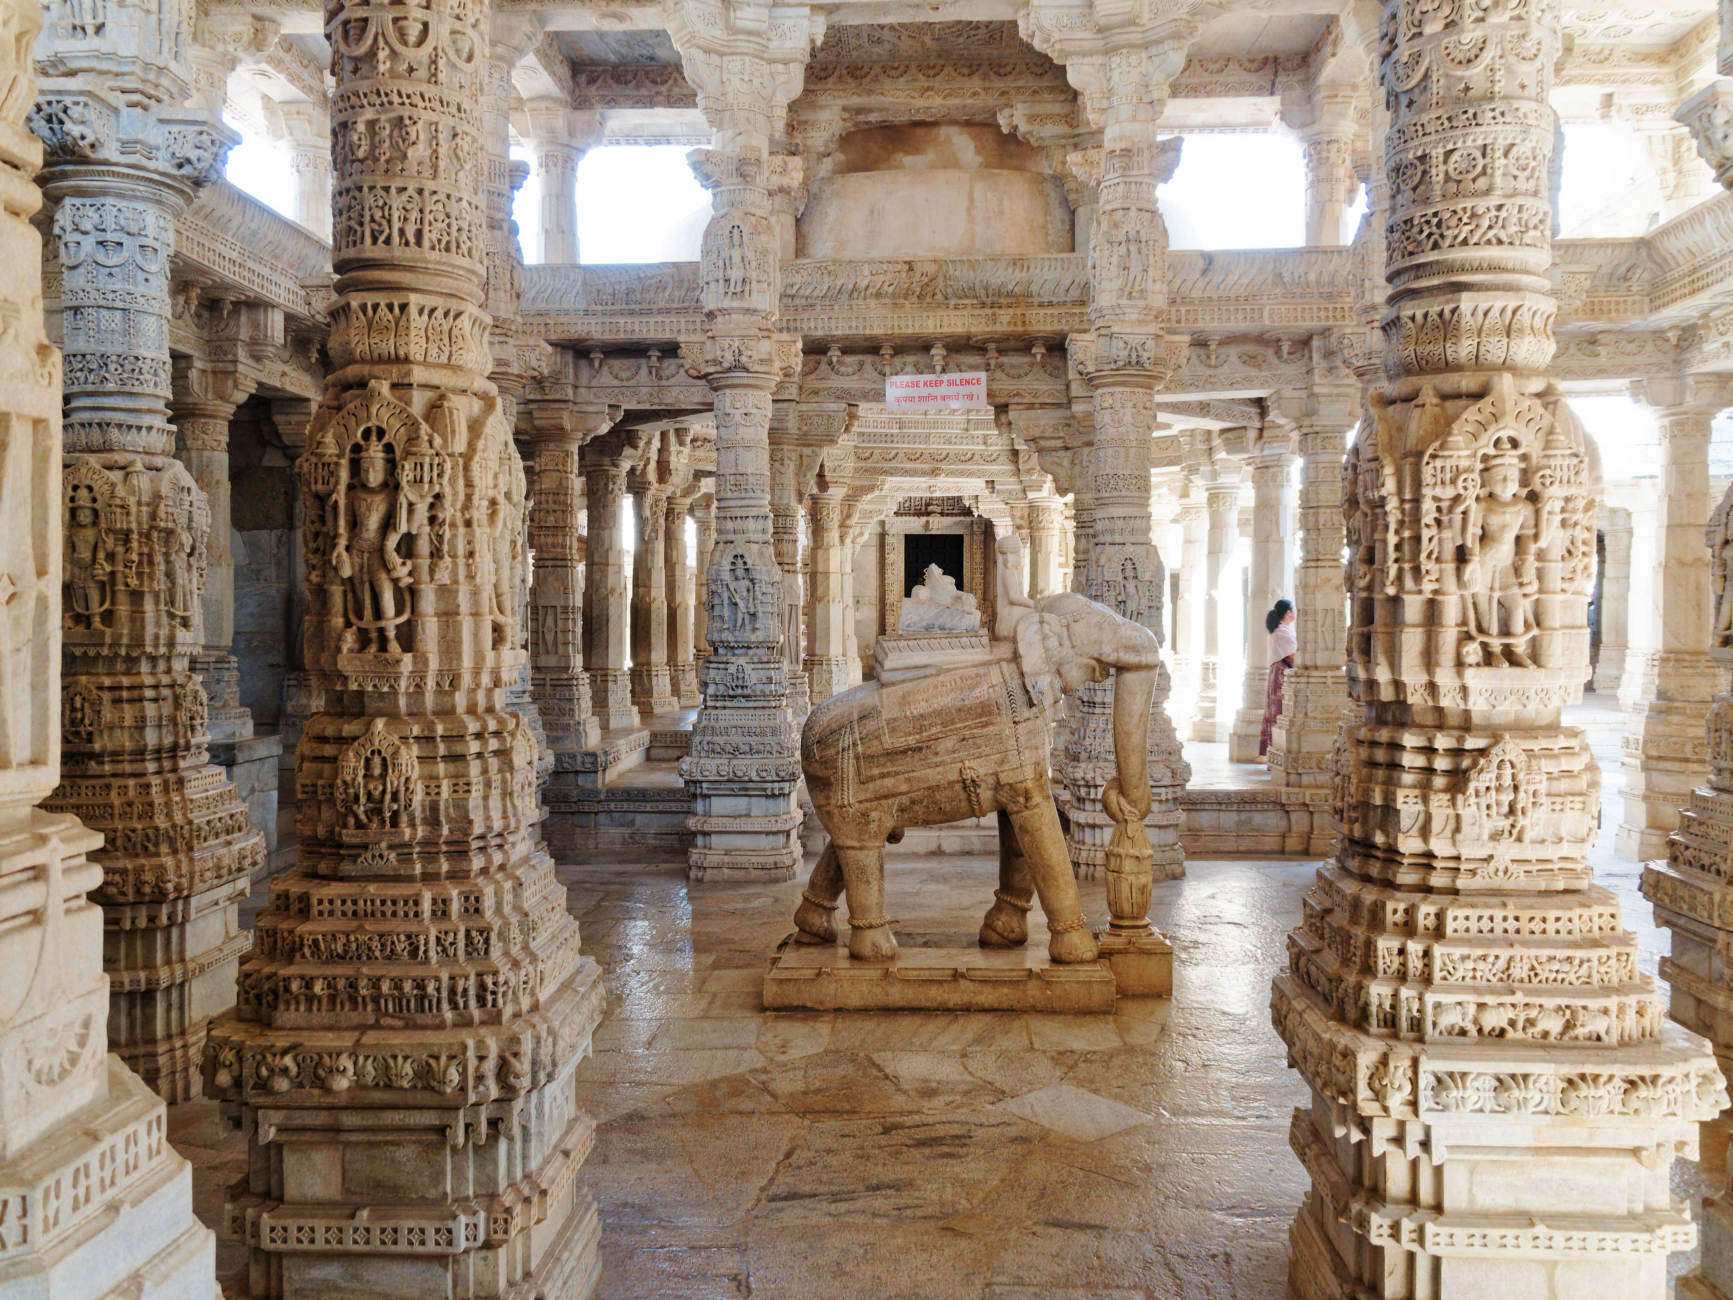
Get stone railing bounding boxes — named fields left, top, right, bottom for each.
left=177, top=181, right=332, bottom=326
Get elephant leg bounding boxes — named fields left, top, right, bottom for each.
left=979, top=809, right=1034, bottom=949
left=837, top=843, right=897, bottom=963
left=793, top=842, right=843, bottom=945
left=1008, top=799, right=1098, bottom=964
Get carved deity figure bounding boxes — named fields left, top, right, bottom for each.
left=899, top=563, right=980, bottom=634
left=64, top=488, right=112, bottom=630
left=161, top=490, right=201, bottom=630
left=335, top=438, right=409, bottom=654
left=713, top=552, right=760, bottom=636
left=721, top=223, right=749, bottom=298
left=1457, top=443, right=1539, bottom=667
left=336, top=719, right=417, bottom=831
left=1710, top=490, right=1733, bottom=650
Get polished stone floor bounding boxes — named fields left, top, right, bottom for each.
left=171, top=693, right=1724, bottom=1296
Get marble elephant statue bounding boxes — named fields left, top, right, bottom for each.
left=791, top=588, right=1163, bottom=964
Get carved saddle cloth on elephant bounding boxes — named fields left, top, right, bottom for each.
left=800, top=610, right=1081, bottom=845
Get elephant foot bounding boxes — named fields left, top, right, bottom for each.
left=979, top=889, right=1032, bottom=949
left=793, top=889, right=839, bottom=945
left=1047, top=917, right=1099, bottom=965
left=847, top=918, right=898, bottom=963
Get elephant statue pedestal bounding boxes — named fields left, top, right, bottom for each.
left=762, top=936, right=1119, bottom=1012
left=762, top=553, right=1177, bottom=1013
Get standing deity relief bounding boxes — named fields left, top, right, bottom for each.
left=1708, top=487, right=1733, bottom=652
left=299, top=379, right=528, bottom=661
left=335, top=716, right=419, bottom=834
left=1349, top=374, right=1592, bottom=697
left=62, top=456, right=206, bottom=641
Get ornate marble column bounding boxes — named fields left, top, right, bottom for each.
left=630, top=458, right=679, bottom=718
left=1028, top=495, right=1064, bottom=597
left=1275, top=0, right=1723, bottom=1290
left=1594, top=506, right=1633, bottom=695
left=1645, top=45, right=1733, bottom=1300
left=668, top=488, right=700, bottom=707
left=805, top=488, right=850, bottom=705
left=1265, top=389, right=1354, bottom=812
left=1024, top=6, right=1199, bottom=972
left=668, top=0, right=818, bottom=882
left=34, top=14, right=265, bottom=1103
left=0, top=0, right=216, bottom=1284
left=171, top=351, right=263, bottom=743
left=768, top=430, right=810, bottom=728
left=525, top=101, right=600, bottom=265
left=1229, top=433, right=1296, bottom=761
left=279, top=101, right=332, bottom=242
left=1189, top=469, right=1238, bottom=742
left=201, top=0, right=603, bottom=1287
left=1301, top=130, right=1358, bottom=247
left=693, top=491, right=715, bottom=668
left=524, top=402, right=612, bottom=755
left=1167, top=496, right=1206, bottom=730
left=584, top=434, right=643, bottom=732
left=1618, top=379, right=1727, bottom=858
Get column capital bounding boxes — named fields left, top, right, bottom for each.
left=1677, top=79, right=1733, bottom=190
left=1642, top=372, right=1733, bottom=416
left=664, top=0, right=824, bottom=145
left=1018, top=0, right=1206, bottom=128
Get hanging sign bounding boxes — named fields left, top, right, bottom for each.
left=884, top=372, right=990, bottom=410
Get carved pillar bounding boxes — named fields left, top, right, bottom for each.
left=1621, top=488, right=1663, bottom=711
left=1265, top=394, right=1353, bottom=809
left=630, top=477, right=679, bottom=717
left=525, top=101, right=599, bottom=265
left=1301, top=131, right=1358, bottom=247
left=1023, top=9, right=1198, bottom=983
left=0, top=0, right=216, bottom=1285
left=524, top=405, right=610, bottom=754
left=1275, top=0, right=1723, bottom=1291
left=805, top=490, right=849, bottom=704
left=668, top=491, right=699, bottom=707
left=840, top=531, right=862, bottom=683
left=1028, top=496, right=1064, bottom=597
left=1644, top=34, right=1733, bottom=1297
left=1168, top=498, right=1206, bottom=730
left=1230, top=437, right=1296, bottom=761
left=171, top=358, right=256, bottom=742
left=768, top=435, right=809, bottom=728
left=280, top=102, right=331, bottom=242
left=584, top=444, right=641, bottom=732
left=1189, top=472, right=1238, bottom=742
left=1594, top=507, right=1633, bottom=695
left=34, top=29, right=264, bottom=1103
left=1618, top=380, right=1728, bottom=858
left=693, top=492, right=715, bottom=666
left=667, top=1, right=818, bottom=882
left=202, top=0, right=603, bottom=1289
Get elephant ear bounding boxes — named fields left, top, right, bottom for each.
left=1014, top=611, right=1066, bottom=708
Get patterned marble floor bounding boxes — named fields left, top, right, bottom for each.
left=171, top=690, right=1723, bottom=1297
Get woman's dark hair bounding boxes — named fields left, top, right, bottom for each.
left=1265, top=599, right=1294, bottom=634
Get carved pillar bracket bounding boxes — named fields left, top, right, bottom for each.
left=1277, top=1, right=1725, bottom=1293
left=0, top=0, right=215, bottom=1287
left=201, top=0, right=604, bottom=1289
left=33, top=8, right=265, bottom=1102
left=666, top=5, right=821, bottom=881
left=1618, top=377, right=1730, bottom=859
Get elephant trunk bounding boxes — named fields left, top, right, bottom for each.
left=1110, top=665, right=1155, bottom=819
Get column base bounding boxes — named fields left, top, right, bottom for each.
left=590, top=669, right=641, bottom=733
left=194, top=651, right=253, bottom=741
left=630, top=664, right=680, bottom=718
left=534, top=669, right=602, bottom=753
left=805, top=656, right=852, bottom=708
left=1059, top=694, right=1188, bottom=882
left=1266, top=667, right=1348, bottom=791
left=674, top=662, right=700, bottom=709
left=0, top=1057, right=217, bottom=1298
left=1592, top=653, right=1626, bottom=697
left=1618, top=670, right=1719, bottom=860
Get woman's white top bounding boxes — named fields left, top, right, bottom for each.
left=1268, top=622, right=1297, bottom=666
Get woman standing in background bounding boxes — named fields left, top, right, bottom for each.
left=1260, top=599, right=1296, bottom=759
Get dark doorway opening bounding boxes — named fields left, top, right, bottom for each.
left=904, top=534, right=965, bottom=597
